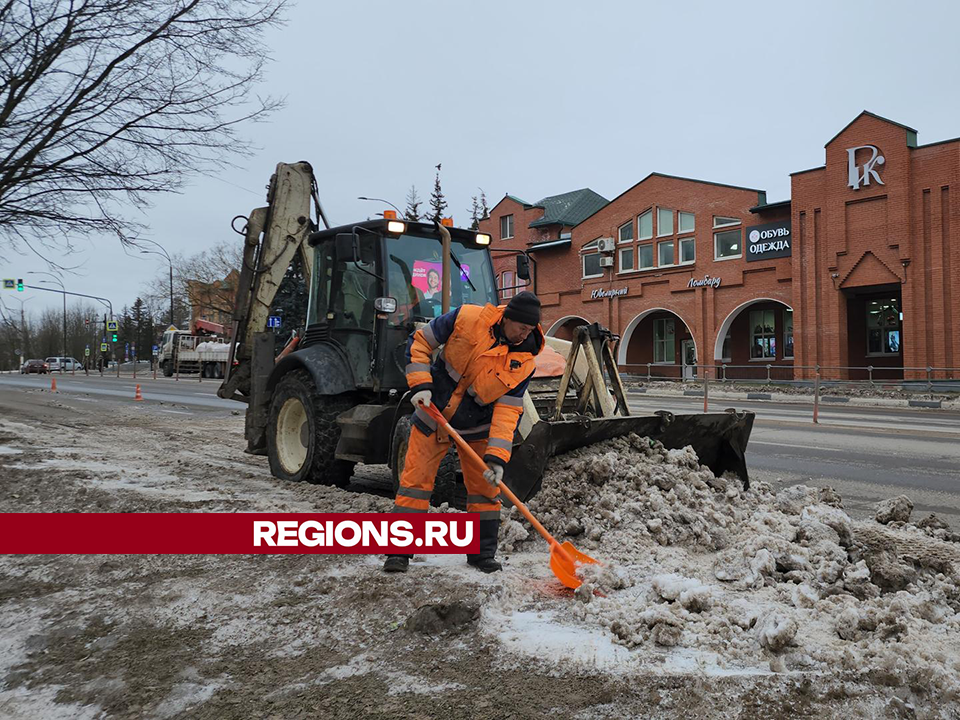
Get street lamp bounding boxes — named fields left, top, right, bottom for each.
left=358, top=196, right=404, bottom=218
left=139, top=239, right=174, bottom=328
left=29, top=272, right=66, bottom=357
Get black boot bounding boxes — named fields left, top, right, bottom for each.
left=382, top=555, right=409, bottom=573
left=468, top=556, right=502, bottom=573
left=466, top=518, right=501, bottom=573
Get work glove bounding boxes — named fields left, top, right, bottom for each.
left=483, top=463, right=504, bottom=487
left=411, top=389, right=432, bottom=408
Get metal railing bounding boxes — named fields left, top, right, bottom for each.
left=620, top=362, right=960, bottom=390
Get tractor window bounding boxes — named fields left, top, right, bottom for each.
left=311, top=236, right=380, bottom=330
left=384, top=234, right=497, bottom=324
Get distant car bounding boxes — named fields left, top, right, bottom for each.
left=21, top=359, right=48, bottom=374
left=45, top=356, right=82, bottom=372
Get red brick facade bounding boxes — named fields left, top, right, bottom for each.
left=482, top=113, right=960, bottom=380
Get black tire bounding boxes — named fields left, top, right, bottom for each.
left=266, top=369, right=355, bottom=488
left=391, top=414, right=465, bottom=510
left=162, top=360, right=173, bottom=377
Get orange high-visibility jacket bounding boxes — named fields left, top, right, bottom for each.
left=405, top=303, right=544, bottom=467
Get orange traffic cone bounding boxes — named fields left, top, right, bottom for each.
left=51, top=377, right=58, bottom=392
left=134, top=384, right=143, bottom=401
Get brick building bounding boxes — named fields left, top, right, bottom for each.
left=483, top=188, right=607, bottom=299
left=187, top=269, right=239, bottom=336
left=481, top=112, right=960, bottom=381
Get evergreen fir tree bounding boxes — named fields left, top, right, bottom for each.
left=404, top=185, right=422, bottom=221
left=469, top=195, right=481, bottom=230
left=270, top=252, right=309, bottom=346
left=429, top=164, right=447, bottom=224
left=479, top=189, right=490, bottom=220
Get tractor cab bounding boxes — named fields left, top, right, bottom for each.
left=305, top=219, right=500, bottom=392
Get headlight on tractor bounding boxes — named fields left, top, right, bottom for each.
left=387, top=220, right=405, bottom=234
left=476, top=233, right=491, bottom=245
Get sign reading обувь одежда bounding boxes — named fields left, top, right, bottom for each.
left=745, top=220, right=792, bottom=262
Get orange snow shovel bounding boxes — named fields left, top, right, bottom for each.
left=420, top=402, right=599, bottom=590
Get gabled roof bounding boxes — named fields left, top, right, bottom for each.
left=505, top=194, right=532, bottom=207
left=528, top=188, right=609, bottom=228
left=575, top=172, right=765, bottom=227
left=825, top=110, right=918, bottom=147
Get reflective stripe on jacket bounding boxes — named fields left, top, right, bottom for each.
left=404, top=303, right=543, bottom=467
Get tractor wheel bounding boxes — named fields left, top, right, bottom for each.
left=267, top=369, right=355, bottom=487
left=391, top=414, right=465, bottom=510
left=162, top=360, right=173, bottom=377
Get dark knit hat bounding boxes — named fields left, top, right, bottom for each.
left=504, top=291, right=541, bottom=325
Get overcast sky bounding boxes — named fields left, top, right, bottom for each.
left=7, top=0, right=960, bottom=317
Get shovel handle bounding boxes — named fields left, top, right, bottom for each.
left=419, top=402, right=566, bottom=554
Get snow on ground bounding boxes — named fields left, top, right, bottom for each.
left=489, top=433, right=960, bottom=709
left=3, top=403, right=960, bottom=717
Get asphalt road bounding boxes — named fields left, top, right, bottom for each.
left=0, top=370, right=237, bottom=412
left=2, top=372, right=958, bottom=525
left=628, top=393, right=960, bottom=526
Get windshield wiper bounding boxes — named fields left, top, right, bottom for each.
left=433, top=238, right=477, bottom=292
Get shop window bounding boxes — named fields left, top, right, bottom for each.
left=581, top=239, right=603, bottom=278
left=721, top=331, right=731, bottom=362
left=618, top=221, right=633, bottom=244
left=500, top=214, right=514, bottom=240
left=638, top=210, right=653, bottom=240
left=500, top=270, right=516, bottom=300
left=654, top=318, right=676, bottom=363
left=657, top=207, right=673, bottom=237
left=713, top=216, right=740, bottom=228
left=784, top=309, right=794, bottom=359
left=658, top=241, right=675, bottom=267
left=679, top=211, right=695, bottom=234
left=866, top=299, right=901, bottom=355
left=714, top=229, right=741, bottom=260
left=638, top=244, right=654, bottom=269
left=619, top=246, right=635, bottom=272
left=680, top=237, right=696, bottom=264
left=750, top=309, right=777, bottom=360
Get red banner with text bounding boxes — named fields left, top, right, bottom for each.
left=0, top=513, right=479, bottom=554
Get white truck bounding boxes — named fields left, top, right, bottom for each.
left=159, top=329, right=232, bottom=378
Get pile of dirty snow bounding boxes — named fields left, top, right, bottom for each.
left=494, top=433, right=960, bottom=705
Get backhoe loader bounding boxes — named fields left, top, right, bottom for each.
left=218, top=162, right=754, bottom=507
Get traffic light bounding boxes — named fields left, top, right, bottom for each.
left=16, top=278, right=23, bottom=292
left=111, top=332, right=118, bottom=342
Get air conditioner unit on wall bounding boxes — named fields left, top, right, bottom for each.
left=597, top=237, right=615, bottom=253
left=598, top=256, right=615, bottom=268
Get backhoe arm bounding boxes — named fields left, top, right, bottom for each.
left=218, top=161, right=319, bottom=401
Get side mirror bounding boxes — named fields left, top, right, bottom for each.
left=335, top=232, right=359, bottom=263
left=516, top=253, right=531, bottom=280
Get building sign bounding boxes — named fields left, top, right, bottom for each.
left=746, top=220, right=792, bottom=262
left=847, top=145, right=885, bottom=189
left=589, top=287, right=628, bottom=300
left=687, top=275, right=722, bottom=289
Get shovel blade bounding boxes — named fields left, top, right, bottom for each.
left=549, top=541, right=599, bottom=590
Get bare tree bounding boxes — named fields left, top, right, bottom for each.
left=0, top=0, right=286, bottom=259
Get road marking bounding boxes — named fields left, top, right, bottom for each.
left=156, top=408, right=193, bottom=415
left=750, top=440, right=848, bottom=453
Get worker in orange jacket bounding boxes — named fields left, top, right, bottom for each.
left=384, top=291, right=544, bottom=574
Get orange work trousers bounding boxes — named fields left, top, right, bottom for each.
left=394, top=425, right=501, bottom=520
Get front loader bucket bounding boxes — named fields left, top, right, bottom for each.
left=504, top=410, right=755, bottom=503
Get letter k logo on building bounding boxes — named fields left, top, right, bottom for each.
left=847, top=145, right=885, bottom=189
